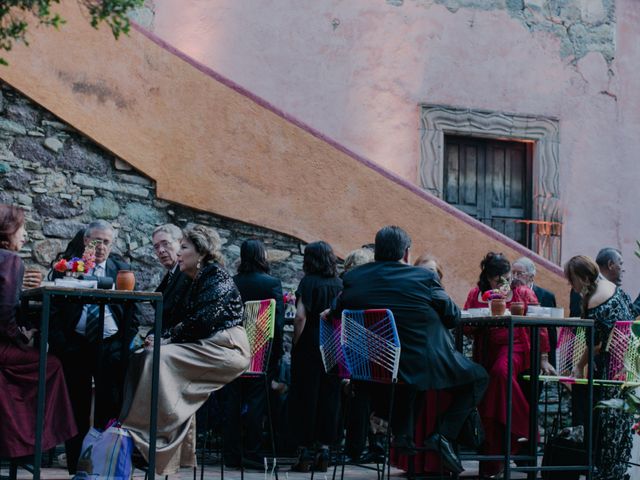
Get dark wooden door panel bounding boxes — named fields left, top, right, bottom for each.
left=444, top=136, right=531, bottom=247
left=444, top=138, right=485, bottom=219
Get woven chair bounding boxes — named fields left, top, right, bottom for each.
left=550, top=320, right=640, bottom=385
left=319, top=313, right=347, bottom=376
left=340, top=309, right=401, bottom=480
left=239, top=299, right=277, bottom=479
left=200, top=299, right=278, bottom=480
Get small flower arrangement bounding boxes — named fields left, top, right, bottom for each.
left=53, top=240, right=98, bottom=275
left=482, top=277, right=511, bottom=302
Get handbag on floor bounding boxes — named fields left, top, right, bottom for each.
left=74, top=425, right=133, bottom=479
left=456, top=407, right=485, bottom=450
left=541, top=419, right=586, bottom=480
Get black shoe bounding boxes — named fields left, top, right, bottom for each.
left=314, top=447, right=330, bottom=472
left=423, top=433, right=464, bottom=475
left=131, top=449, right=149, bottom=470
left=391, top=434, right=417, bottom=455
left=290, top=447, right=313, bottom=472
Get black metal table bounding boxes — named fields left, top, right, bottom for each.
left=20, top=286, right=163, bottom=480
left=456, top=316, right=595, bottom=480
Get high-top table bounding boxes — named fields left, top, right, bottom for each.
left=20, top=286, right=163, bottom=480
left=456, top=315, right=595, bottom=480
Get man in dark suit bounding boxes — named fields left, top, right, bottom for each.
left=50, top=220, right=138, bottom=473
left=512, top=257, right=558, bottom=366
left=151, top=224, right=192, bottom=332
left=331, top=226, right=488, bottom=474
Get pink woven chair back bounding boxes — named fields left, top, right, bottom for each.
left=242, top=299, right=276, bottom=375
left=556, top=321, right=640, bottom=383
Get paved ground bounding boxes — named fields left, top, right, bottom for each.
left=5, top=461, right=532, bottom=479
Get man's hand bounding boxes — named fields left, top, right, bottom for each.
left=320, top=308, right=331, bottom=321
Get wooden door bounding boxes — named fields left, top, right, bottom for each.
left=444, top=136, right=532, bottom=247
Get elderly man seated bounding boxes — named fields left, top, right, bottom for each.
left=330, top=226, right=488, bottom=475
left=151, top=224, right=192, bottom=332
left=512, top=256, right=558, bottom=364
left=49, top=220, right=138, bottom=474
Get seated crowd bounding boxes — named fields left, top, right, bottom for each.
left=0, top=202, right=638, bottom=479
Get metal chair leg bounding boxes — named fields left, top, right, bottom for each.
left=264, top=375, right=279, bottom=480
left=8, top=460, right=17, bottom=480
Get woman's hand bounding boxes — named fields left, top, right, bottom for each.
left=18, top=326, right=38, bottom=347
left=571, top=364, right=587, bottom=379
left=541, top=359, right=557, bottom=376
left=144, top=334, right=170, bottom=349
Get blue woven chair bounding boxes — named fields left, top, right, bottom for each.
left=340, top=309, right=401, bottom=480
left=319, top=313, right=347, bottom=376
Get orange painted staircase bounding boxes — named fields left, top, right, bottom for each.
left=0, top=1, right=568, bottom=305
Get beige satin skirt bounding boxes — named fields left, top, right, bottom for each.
left=121, top=325, right=250, bottom=475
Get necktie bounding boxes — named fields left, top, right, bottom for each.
left=85, top=265, right=102, bottom=342
left=85, top=304, right=101, bottom=343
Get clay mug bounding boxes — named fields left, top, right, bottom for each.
left=510, top=302, right=525, bottom=316
left=116, top=270, right=135, bottom=291
left=490, top=298, right=507, bottom=316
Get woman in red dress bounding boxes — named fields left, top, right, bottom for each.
left=0, top=205, right=76, bottom=459
left=464, top=252, right=555, bottom=477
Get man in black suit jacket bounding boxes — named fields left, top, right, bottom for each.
left=331, top=226, right=488, bottom=474
left=151, top=224, right=192, bottom=332
left=50, top=220, right=138, bottom=473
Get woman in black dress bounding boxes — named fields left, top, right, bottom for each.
left=221, top=238, right=285, bottom=468
left=565, top=255, right=635, bottom=480
left=289, top=241, right=343, bottom=472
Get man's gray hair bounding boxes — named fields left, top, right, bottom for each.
left=152, top=224, right=182, bottom=242
left=85, top=220, right=116, bottom=239
left=596, top=247, right=622, bottom=268
left=514, top=257, right=536, bottom=276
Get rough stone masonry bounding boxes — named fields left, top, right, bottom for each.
left=0, top=83, right=308, bottom=297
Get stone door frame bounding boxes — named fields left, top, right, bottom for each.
left=419, top=104, right=561, bottom=227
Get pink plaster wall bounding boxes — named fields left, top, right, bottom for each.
left=146, top=0, right=640, bottom=297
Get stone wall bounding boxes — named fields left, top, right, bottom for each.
left=0, top=83, right=306, bottom=295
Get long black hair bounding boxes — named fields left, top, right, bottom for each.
left=238, top=238, right=270, bottom=274
left=303, top=241, right=338, bottom=278
left=477, top=252, right=510, bottom=292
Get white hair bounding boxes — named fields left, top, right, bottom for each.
left=152, top=224, right=182, bottom=242
left=514, top=257, right=536, bottom=276
left=85, top=220, right=116, bottom=239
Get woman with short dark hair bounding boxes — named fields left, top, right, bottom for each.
left=289, top=241, right=343, bottom=472
left=0, top=204, right=77, bottom=459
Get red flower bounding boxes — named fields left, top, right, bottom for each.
left=54, top=259, right=69, bottom=273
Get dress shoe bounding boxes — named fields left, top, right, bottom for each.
left=423, top=433, right=464, bottom=475
left=290, top=447, right=313, bottom=472
left=314, top=447, right=330, bottom=472
left=391, top=434, right=417, bottom=455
